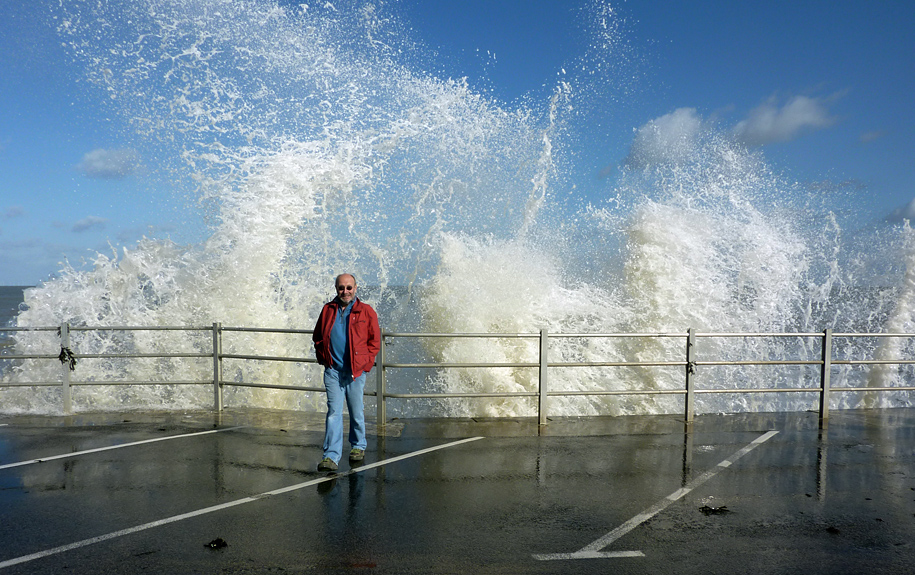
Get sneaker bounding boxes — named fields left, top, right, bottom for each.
left=317, top=457, right=337, bottom=472
left=349, top=448, right=365, bottom=462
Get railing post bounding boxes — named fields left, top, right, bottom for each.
left=539, top=329, right=549, bottom=425
left=60, top=322, right=72, bottom=414
left=819, top=328, right=832, bottom=428
left=377, top=332, right=387, bottom=426
left=685, top=328, right=695, bottom=424
left=213, top=322, right=223, bottom=412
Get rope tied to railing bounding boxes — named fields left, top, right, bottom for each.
left=58, top=347, right=77, bottom=371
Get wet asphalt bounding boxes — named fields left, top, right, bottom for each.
left=1, top=408, right=915, bottom=574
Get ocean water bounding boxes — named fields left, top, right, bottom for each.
left=0, top=287, right=28, bottom=354
left=2, top=0, right=914, bottom=416
left=0, top=287, right=27, bottom=323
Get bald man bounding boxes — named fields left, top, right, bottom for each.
left=312, top=273, right=380, bottom=471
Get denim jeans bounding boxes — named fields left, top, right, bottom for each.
left=322, top=367, right=367, bottom=463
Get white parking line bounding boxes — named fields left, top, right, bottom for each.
left=0, top=426, right=244, bottom=471
left=0, top=436, right=485, bottom=570
left=533, top=430, right=779, bottom=561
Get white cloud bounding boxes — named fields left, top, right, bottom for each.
left=733, top=95, right=836, bottom=147
left=616, top=94, right=838, bottom=173
left=76, top=148, right=139, bottom=179
left=623, top=107, right=705, bottom=169
left=72, top=216, right=108, bottom=233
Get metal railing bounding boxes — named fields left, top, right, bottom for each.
left=2, top=323, right=915, bottom=428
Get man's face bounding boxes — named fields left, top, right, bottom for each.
left=335, top=275, right=357, bottom=305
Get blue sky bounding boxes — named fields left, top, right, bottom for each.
left=1, top=0, right=913, bottom=286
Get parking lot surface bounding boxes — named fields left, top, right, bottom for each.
left=1, top=408, right=914, bottom=574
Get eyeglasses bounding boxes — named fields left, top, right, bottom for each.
left=335, top=285, right=355, bottom=292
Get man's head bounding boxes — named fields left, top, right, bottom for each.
left=334, top=273, right=357, bottom=305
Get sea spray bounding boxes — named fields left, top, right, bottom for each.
left=421, top=233, right=629, bottom=417
left=865, top=223, right=915, bottom=407
left=621, top=131, right=812, bottom=411
left=2, top=0, right=557, bottom=413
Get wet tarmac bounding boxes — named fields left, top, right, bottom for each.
left=1, top=408, right=915, bottom=574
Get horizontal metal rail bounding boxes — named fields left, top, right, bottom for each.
left=544, top=389, right=686, bottom=396
left=0, top=381, right=68, bottom=388
left=384, top=362, right=538, bottom=368
left=73, top=353, right=211, bottom=359
left=550, top=332, right=688, bottom=338
left=694, top=387, right=817, bottom=394
left=833, top=360, right=915, bottom=365
left=67, top=380, right=212, bottom=386
left=2, top=324, right=914, bottom=429
left=384, top=391, right=539, bottom=399
left=221, top=381, right=326, bottom=393
left=0, top=355, right=60, bottom=361
left=549, top=361, right=686, bottom=367
left=695, top=360, right=822, bottom=366
left=220, top=353, right=315, bottom=363
left=68, top=325, right=212, bottom=332
left=382, top=332, right=539, bottom=338
left=824, top=385, right=915, bottom=392
left=694, top=332, right=824, bottom=337
left=833, top=332, right=915, bottom=337
left=221, top=326, right=312, bottom=335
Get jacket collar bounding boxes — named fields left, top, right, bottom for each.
left=332, top=296, right=360, bottom=309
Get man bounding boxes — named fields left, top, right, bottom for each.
left=312, top=273, right=380, bottom=472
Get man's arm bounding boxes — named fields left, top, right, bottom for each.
left=312, top=305, right=327, bottom=363
left=367, top=306, right=381, bottom=359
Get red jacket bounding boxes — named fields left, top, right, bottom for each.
left=312, top=298, right=380, bottom=377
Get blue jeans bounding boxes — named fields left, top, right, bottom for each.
left=322, top=367, right=367, bottom=463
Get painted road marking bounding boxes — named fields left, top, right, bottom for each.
left=533, top=430, right=780, bottom=561
left=0, top=436, right=485, bottom=570
left=0, top=426, right=244, bottom=471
